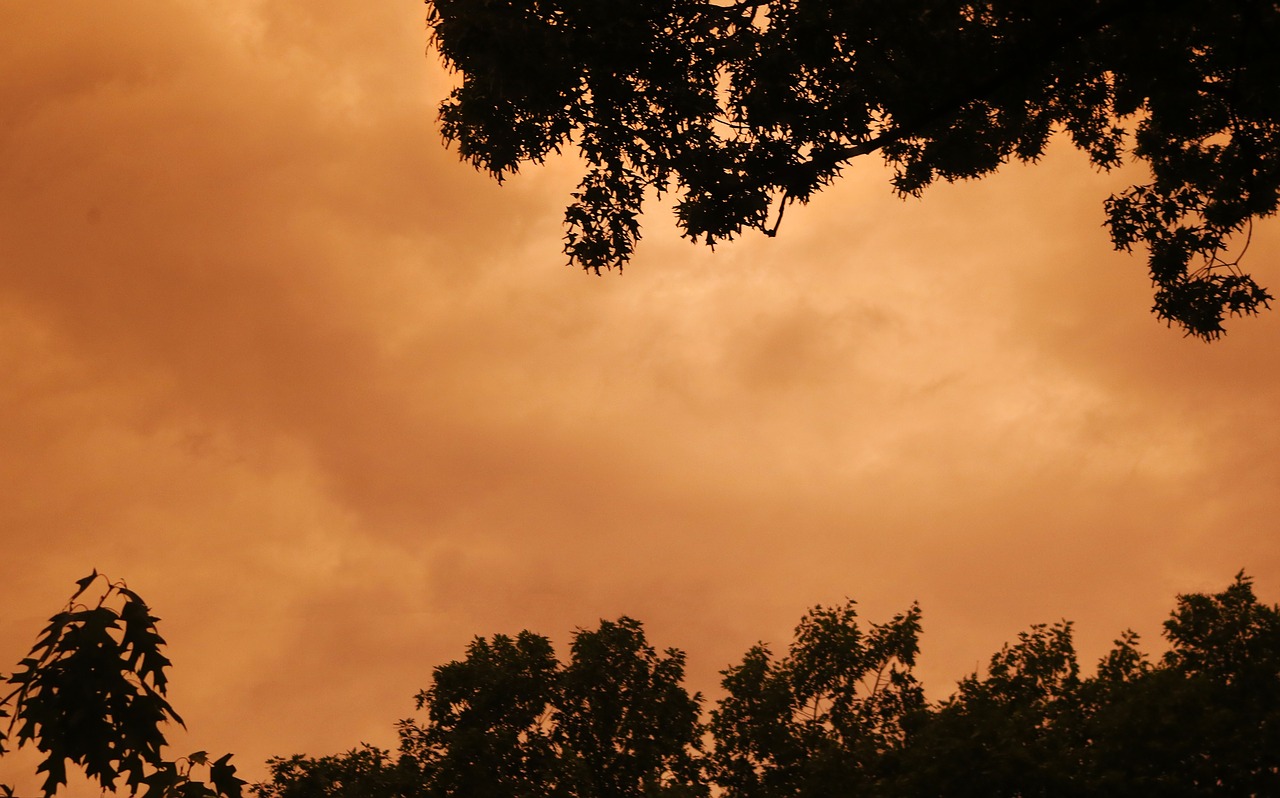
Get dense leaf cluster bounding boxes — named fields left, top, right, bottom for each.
left=710, top=603, right=923, bottom=797
left=427, top=0, right=1280, bottom=338
left=0, top=572, right=244, bottom=798
left=259, top=619, right=706, bottom=798
left=259, top=573, right=1280, bottom=797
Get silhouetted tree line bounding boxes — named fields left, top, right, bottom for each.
left=256, top=573, right=1280, bottom=797
left=3, top=572, right=1278, bottom=797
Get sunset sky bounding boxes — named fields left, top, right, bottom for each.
left=3, top=1, right=1279, bottom=791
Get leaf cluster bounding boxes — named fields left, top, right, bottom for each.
left=392, top=618, right=706, bottom=798
left=709, top=601, right=923, bottom=798
left=885, top=572, right=1280, bottom=797
left=262, top=572, right=1280, bottom=797
left=427, top=0, right=1280, bottom=338
left=0, top=572, right=244, bottom=798
left=256, top=745, right=424, bottom=798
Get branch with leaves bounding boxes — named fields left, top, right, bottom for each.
left=0, top=572, right=243, bottom=798
left=427, top=0, right=1280, bottom=339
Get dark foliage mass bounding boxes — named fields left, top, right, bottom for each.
left=255, top=573, right=1280, bottom=797
left=425, top=0, right=1280, bottom=339
left=4, top=573, right=1279, bottom=796
left=0, top=572, right=244, bottom=798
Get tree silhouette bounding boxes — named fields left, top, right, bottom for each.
left=426, top=0, right=1280, bottom=339
left=6, top=572, right=1279, bottom=796
left=395, top=617, right=705, bottom=797
left=255, top=745, right=424, bottom=798
left=0, top=572, right=243, bottom=798
left=709, top=601, right=923, bottom=797
left=1075, top=572, right=1280, bottom=795
left=887, top=573, right=1280, bottom=797
left=885, top=621, right=1084, bottom=797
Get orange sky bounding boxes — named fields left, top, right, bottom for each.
left=3, top=1, right=1279, bottom=791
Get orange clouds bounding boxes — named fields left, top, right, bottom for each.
left=2, top=1, right=1278, bottom=790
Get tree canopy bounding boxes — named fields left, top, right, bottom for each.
left=425, top=0, right=1280, bottom=339
left=256, top=573, right=1280, bottom=797
left=4, top=572, right=1280, bottom=796
left=393, top=618, right=705, bottom=798
left=709, top=602, right=923, bottom=797
left=257, top=574, right=1280, bottom=797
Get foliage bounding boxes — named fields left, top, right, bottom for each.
left=885, top=621, right=1084, bottom=797
left=7, top=571, right=1280, bottom=796
left=555, top=618, right=705, bottom=797
left=1075, top=572, right=1280, bottom=796
left=256, top=745, right=424, bottom=798
left=396, top=617, right=706, bottom=798
left=258, top=576, right=1280, bottom=796
left=425, top=0, right=1280, bottom=339
left=709, top=601, right=923, bottom=797
left=400, top=630, right=563, bottom=797
left=887, top=574, right=1280, bottom=797
left=0, top=572, right=244, bottom=798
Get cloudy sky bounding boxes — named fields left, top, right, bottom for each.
left=2, top=1, right=1278, bottom=790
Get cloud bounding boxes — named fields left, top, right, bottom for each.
left=2, top=0, right=1278, bottom=786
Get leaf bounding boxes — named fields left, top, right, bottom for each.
left=209, top=753, right=246, bottom=798
left=36, top=751, right=68, bottom=796
left=69, top=571, right=99, bottom=604
left=141, top=762, right=180, bottom=798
